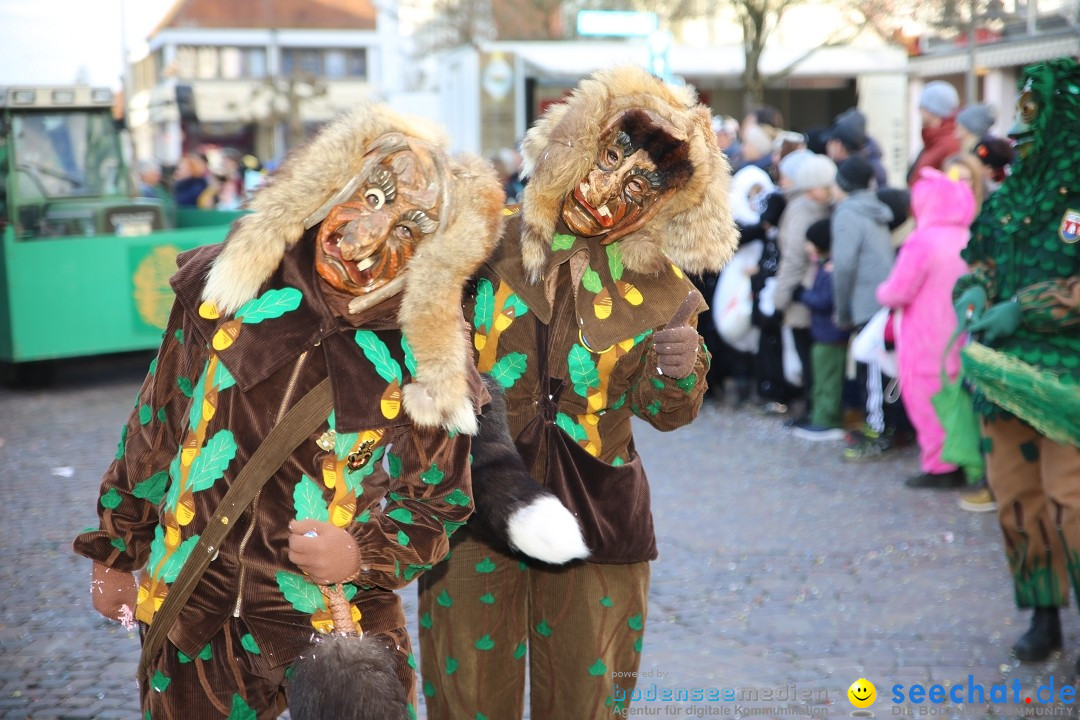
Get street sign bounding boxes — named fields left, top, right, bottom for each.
left=576, top=10, right=658, bottom=37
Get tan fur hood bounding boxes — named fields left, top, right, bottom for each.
left=518, top=66, right=736, bottom=281
left=201, top=104, right=505, bottom=434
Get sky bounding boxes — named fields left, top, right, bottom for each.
left=0, top=0, right=176, bottom=88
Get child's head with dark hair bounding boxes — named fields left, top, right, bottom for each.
left=876, top=187, right=912, bottom=231
left=806, top=217, right=832, bottom=256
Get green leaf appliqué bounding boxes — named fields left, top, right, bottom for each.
left=354, top=330, right=403, bottom=384
left=489, top=352, right=528, bottom=389
left=133, top=471, right=169, bottom=505
left=551, top=233, right=575, bottom=251
left=473, top=278, right=495, bottom=333
left=187, top=429, right=238, bottom=492
left=293, top=475, right=330, bottom=522
left=276, top=571, right=325, bottom=613
left=236, top=287, right=302, bottom=324
left=581, top=267, right=603, bottom=294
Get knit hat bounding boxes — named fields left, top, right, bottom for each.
left=828, top=109, right=867, bottom=151
left=919, top=81, right=960, bottom=118
left=791, top=153, right=837, bottom=193
left=835, top=156, right=874, bottom=192
left=805, top=217, right=831, bottom=253
left=876, top=187, right=911, bottom=231
left=777, top=148, right=812, bottom=183
left=957, top=104, right=995, bottom=137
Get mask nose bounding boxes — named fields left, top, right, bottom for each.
left=337, top=213, right=392, bottom=261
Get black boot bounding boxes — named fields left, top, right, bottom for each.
left=1012, top=607, right=1063, bottom=662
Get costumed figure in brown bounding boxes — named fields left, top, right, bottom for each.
left=74, top=104, right=506, bottom=719
left=417, top=65, right=737, bottom=720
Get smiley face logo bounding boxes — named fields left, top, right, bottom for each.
left=848, top=678, right=877, bottom=708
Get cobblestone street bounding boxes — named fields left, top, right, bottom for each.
left=1, top=353, right=1076, bottom=719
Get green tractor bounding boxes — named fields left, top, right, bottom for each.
left=0, top=86, right=240, bottom=383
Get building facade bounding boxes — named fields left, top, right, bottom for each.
left=126, top=0, right=397, bottom=167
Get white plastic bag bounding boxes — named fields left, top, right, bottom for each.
left=712, top=240, right=762, bottom=353
left=850, top=307, right=899, bottom=378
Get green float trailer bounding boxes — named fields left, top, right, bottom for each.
left=0, top=86, right=237, bottom=377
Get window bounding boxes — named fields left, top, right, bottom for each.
left=323, top=49, right=368, bottom=78
left=175, top=46, right=197, bottom=78
left=245, top=48, right=267, bottom=78
left=196, top=47, right=219, bottom=79
left=282, top=48, right=322, bottom=76
left=220, top=47, right=243, bottom=79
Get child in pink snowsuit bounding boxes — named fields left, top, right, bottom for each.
left=876, top=167, right=975, bottom=487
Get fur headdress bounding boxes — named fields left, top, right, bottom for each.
left=518, top=65, right=736, bottom=281
left=201, top=104, right=505, bottom=434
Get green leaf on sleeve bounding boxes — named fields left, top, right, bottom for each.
left=240, top=634, right=260, bottom=655
left=388, top=452, right=403, bottom=479
left=420, top=463, right=444, bottom=485
left=160, top=534, right=199, bottom=583
left=555, top=413, right=586, bottom=442
left=177, top=376, right=193, bottom=398
left=187, top=430, right=238, bottom=492
left=276, top=571, right=325, bottom=613
left=581, top=267, right=603, bottom=294
left=444, top=489, right=471, bottom=507
left=115, top=425, right=128, bottom=461
left=396, top=530, right=411, bottom=547
left=505, top=294, right=529, bottom=319
left=146, top=526, right=166, bottom=578
left=489, top=352, right=528, bottom=389
left=138, top=405, right=152, bottom=425
left=354, top=330, right=403, bottom=384
left=110, top=537, right=126, bottom=551
left=567, top=345, right=599, bottom=390
left=236, top=287, right=302, bottom=324
left=551, top=233, right=575, bottom=251
left=293, top=476, right=329, bottom=522
left=133, top=471, right=170, bottom=505
left=606, top=243, right=624, bottom=281
left=401, top=336, right=418, bottom=377
left=473, top=278, right=495, bottom=333
left=101, top=488, right=122, bottom=510
left=213, top=362, right=236, bottom=391
left=387, top=507, right=414, bottom=524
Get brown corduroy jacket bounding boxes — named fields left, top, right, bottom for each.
left=74, top=240, right=479, bottom=666
left=468, top=212, right=708, bottom=563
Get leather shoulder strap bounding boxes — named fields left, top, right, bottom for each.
left=137, top=377, right=333, bottom=681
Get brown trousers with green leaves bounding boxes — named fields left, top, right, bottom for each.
left=418, top=531, right=650, bottom=720
left=984, top=415, right=1080, bottom=609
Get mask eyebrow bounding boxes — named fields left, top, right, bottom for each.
left=400, top=208, right=439, bottom=235
left=368, top=166, right=397, bottom=202
left=615, top=130, right=634, bottom=157
left=633, top=166, right=663, bottom=188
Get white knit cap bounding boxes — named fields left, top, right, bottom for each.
left=791, top=153, right=837, bottom=193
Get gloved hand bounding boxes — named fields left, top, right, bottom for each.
left=651, top=292, right=703, bottom=380
left=969, top=300, right=1022, bottom=345
left=90, top=562, right=138, bottom=624
left=288, top=519, right=363, bottom=585
left=954, top=285, right=988, bottom=328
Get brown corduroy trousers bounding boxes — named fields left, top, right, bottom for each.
left=418, top=531, right=650, bottom=720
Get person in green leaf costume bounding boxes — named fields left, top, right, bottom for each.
left=952, top=57, right=1080, bottom=670
left=417, top=66, right=738, bottom=720
left=73, top=104, right=506, bottom=719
